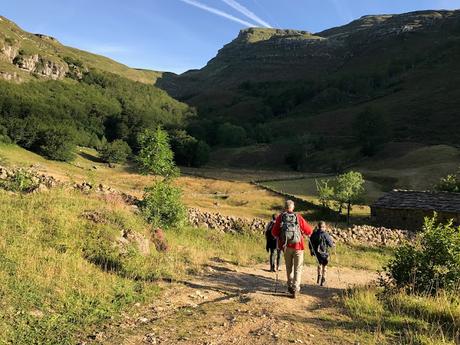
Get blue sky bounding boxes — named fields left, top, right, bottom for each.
left=2, top=0, right=460, bottom=74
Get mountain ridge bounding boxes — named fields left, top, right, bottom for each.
left=155, top=8, right=460, bottom=162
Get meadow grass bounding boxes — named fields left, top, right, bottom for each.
left=342, top=286, right=460, bottom=344
left=0, top=188, right=269, bottom=344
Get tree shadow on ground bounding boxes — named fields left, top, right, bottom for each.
left=78, top=151, right=103, bottom=163
left=181, top=265, right=343, bottom=305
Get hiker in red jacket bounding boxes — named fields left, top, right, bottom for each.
left=272, top=200, right=313, bottom=298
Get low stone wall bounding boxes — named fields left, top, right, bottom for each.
left=187, top=208, right=414, bottom=247
left=187, top=208, right=266, bottom=234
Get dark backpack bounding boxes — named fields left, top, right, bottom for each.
left=280, top=212, right=302, bottom=247
left=310, top=230, right=331, bottom=259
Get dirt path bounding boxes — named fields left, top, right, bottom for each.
left=92, top=261, right=376, bottom=345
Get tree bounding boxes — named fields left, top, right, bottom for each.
left=36, top=127, right=76, bottom=162
left=99, top=139, right=132, bottom=164
left=216, top=122, right=247, bottom=147
left=353, top=109, right=390, bottom=156
left=334, top=171, right=365, bottom=224
left=315, top=179, right=334, bottom=209
left=170, top=130, right=198, bottom=167
left=316, top=171, right=365, bottom=224
left=170, top=130, right=211, bottom=168
left=193, top=140, right=210, bottom=167
left=137, top=127, right=178, bottom=178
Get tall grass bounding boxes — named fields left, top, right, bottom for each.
left=0, top=188, right=268, bottom=344
left=342, top=286, right=460, bottom=344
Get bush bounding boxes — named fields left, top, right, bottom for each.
left=141, top=180, right=186, bottom=228
left=385, top=215, right=460, bottom=294
left=36, top=127, right=76, bottom=161
left=99, top=139, right=132, bottom=164
left=0, top=169, right=39, bottom=193
left=0, top=124, right=11, bottom=143
left=434, top=169, right=460, bottom=193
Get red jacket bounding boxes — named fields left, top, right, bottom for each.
left=271, top=212, right=313, bottom=251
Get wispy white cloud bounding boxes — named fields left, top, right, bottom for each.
left=221, top=0, right=272, bottom=28
left=179, top=0, right=257, bottom=27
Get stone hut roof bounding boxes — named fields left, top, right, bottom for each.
left=372, top=190, right=460, bottom=213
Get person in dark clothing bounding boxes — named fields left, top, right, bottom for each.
left=265, top=214, right=282, bottom=272
left=309, top=221, right=334, bottom=286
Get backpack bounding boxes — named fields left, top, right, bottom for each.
left=280, top=212, right=302, bottom=247
left=310, top=230, right=331, bottom=259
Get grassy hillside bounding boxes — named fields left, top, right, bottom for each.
left=0, top=15, right=195, bottom=164
left=0, top=187, right=273, bottom=344
left=0, top=16, right=161, bottom=83
left=157, top=10, right=460, bottom=171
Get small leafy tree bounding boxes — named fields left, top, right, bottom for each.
left=141, top=179, right=186, bottom=228
left=334, top=171, right=365, bottom=224
left=434, top=169, right=460, bottom=193
left=315, top=179, right=334, bottom=209
left=99, top=139, right=132, bottom=164
left=316, top=171, right=365, bottom=224
left=138, top=127, right=186, bottom=228
left=137, top=127, right=178, bottom=178
left=385, top=215, right=460, bottom=294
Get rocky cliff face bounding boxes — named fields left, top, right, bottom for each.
left=0, top=16, right=160, bottom=84
left=0, top=39, right=74, bottom=80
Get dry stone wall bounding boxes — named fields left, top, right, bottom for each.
left=0, top=165, right=414, bottom=247
left=187, top=208, right=414, bottom=247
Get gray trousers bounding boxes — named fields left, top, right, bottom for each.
left=284, top=247, right=304, bottom=292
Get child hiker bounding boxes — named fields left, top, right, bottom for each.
left=265, top=214, right=282, bottom=272
left=309, top=221, right=334, bottom=286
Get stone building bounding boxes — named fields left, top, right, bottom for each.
left=371, top=190, right=460, bottom=230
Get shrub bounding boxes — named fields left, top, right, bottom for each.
left=99, top=139, right=132, bottom=164
left=137, top=127, right=179, bottom=178
left=0, top=169, right=39, bottom=193
left=434, top=169, right=460, bottom=193
left=0, top=125, right=11, bottom=144
left=36, top=127, right=76, bottom=161
left=141, top=180, right=186, bottom=228
left=385, top=215, right=460, bottom=294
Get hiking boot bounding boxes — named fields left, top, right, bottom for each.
left=317, top=274, right=322, bottom=285
left=291, top=290, right=297, bottom=299
left=320, top=277, right=326, bottom=287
